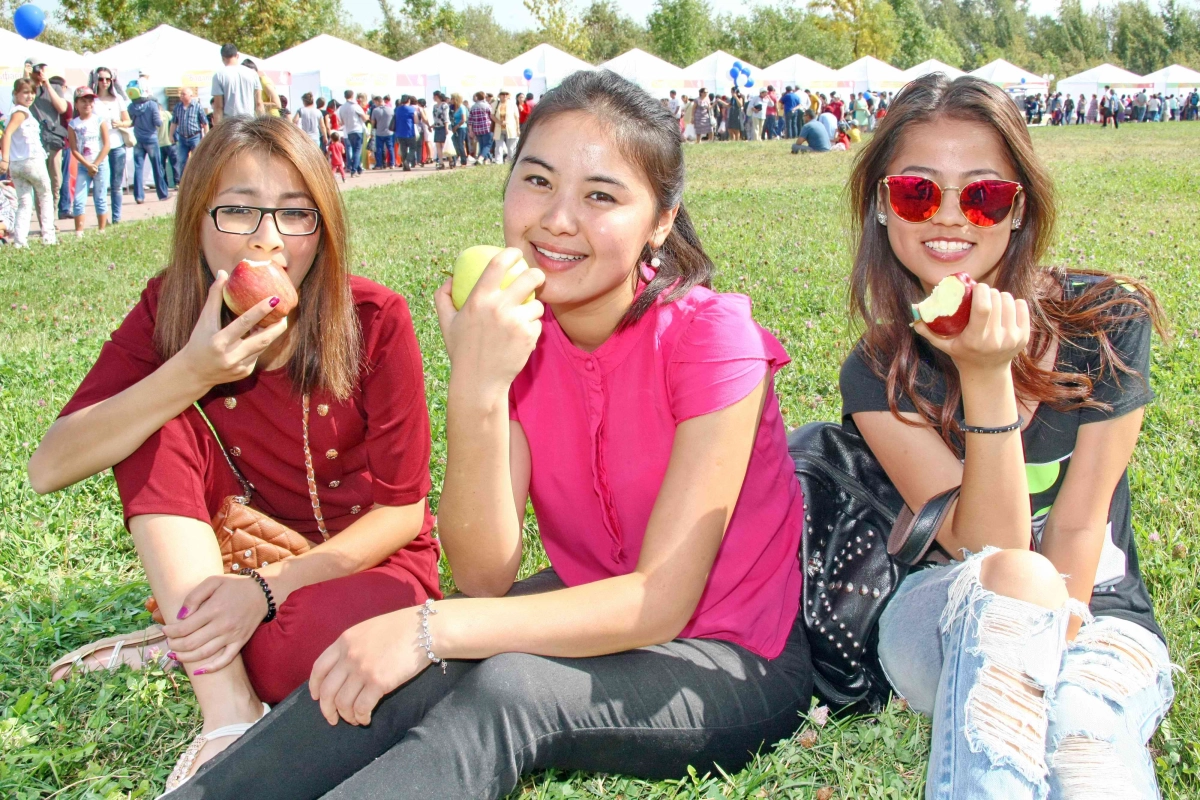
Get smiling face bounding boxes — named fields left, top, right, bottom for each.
left=881, top=117, right=1025, bottom=294
left=13, top=84, right=34, bottom=108
left=503, top=110, right=676, bottom=313
left=199, top=150, right=320, bottom=293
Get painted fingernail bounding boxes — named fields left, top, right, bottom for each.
left=910, top=304, right=921, bottom=321
left=177, top=606, right=189, bottom=619
left=269, top=296, right=280, bottom=307
left=193, top=669, right=207, bottom=676
left=167, top=652, right=177, bottom=661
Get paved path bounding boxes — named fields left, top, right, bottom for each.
left=31, top=162, right=449, bottom=238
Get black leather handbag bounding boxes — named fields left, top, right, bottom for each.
left=789, top=421, right=959, bottom=712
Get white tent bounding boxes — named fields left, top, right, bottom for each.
left=762, top=54, right=850, bottom=93
left=395, top=43, right=517, bottom=100
left=0, top=29, right=90, bottom=114
left=1141, top=64, right=1200, bottom=96
left=970, top=59, right=1048, bottom=95
left=263, top=34, right=414, bottom=105
left=682, top=50, right=760, bottom=94
left=834, top=56, right=907, bottom=94
left=900, top=59, right=966, bottom=83
left=1056, top=64, right=1149, bottom=100
left=599, top=48, right=688, bottom=98
left=503, top=44, right=593, bottom=94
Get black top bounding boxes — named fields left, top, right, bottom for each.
left=839, top=272, right=1162, bottom=642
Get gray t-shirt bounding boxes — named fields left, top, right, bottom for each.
left=211, top=64, right=261, bottom=119
left=298, top=105, right=322, bottom=143
left=338, top=101, right=366, bottom=134
left=370, top=104, right=394, bottom=134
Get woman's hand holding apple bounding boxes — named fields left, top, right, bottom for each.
left=175, top=270, right=291, bottom=392
left=914, top=283, right=1030, bottom=377
left=434, top=248, right=546, bottom=396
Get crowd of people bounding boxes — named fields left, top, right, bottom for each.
left=1023, top=85, right=1200, bottom=126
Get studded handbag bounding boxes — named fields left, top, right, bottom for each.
left=789, top=421, right=958, bottom=712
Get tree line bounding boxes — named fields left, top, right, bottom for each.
left=3, top=0, right=1198, bottom=81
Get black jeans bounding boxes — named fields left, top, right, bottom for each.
left=174, top=570, right=814, bottom=800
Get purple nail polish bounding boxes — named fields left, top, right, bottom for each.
left=269, top=296, right=280, bottom=308
left=194, top=669, right=207, bottom=676
left=167, top=652, right=177, bottom=661
left=177, top=606, right=189, bottom=619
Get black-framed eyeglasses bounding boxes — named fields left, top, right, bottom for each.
left=208, top=206, right=322, bottom=236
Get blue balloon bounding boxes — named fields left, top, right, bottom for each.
left=523, top=68, right=533, bottom=81
left=745, top=78, right=755, bottom=88
left=13, top=3, right=45, bottom=40
left=732, top=61, right=743, bottom=71
left=1020, top=77, right=1026, bottom=83
left=729, top=67, right=740, bottom=80
left=740, top=66, right=751, bottom=76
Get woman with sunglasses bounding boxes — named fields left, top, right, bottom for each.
left=90, top=68, right=133, bottom=224
left=840, top=74, right=1173, bottom=798
left=29, top=117, right=440, bottom=791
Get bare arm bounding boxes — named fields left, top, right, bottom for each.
left=254, top=88, right=264, bottom=117
left=0, top=109, right=21, bottom=167
left=43, top=79, right=69, bottom=114
left=96, top=121, right=111, bottom=164
left=212, top=96, right=224, bottom=126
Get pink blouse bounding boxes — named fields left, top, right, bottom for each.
left=510, top=280, right=804, bottom=658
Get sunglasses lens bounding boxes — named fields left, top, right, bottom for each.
left=959, top=181, right=1020, bottom=227
left=886, top=176, right=940, bottom=222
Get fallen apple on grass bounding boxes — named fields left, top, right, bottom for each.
left=913, top=272, right=976, bottom=337
left=451, top=245, right=535, bottom=310
left=223, top=259, right=298, bottom=327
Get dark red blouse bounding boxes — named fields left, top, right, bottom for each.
left=61, top=275, right=439, bottom=592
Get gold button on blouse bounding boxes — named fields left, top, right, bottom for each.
left=317, top=404, right=330, bottom=416
left=229, top=446, right=242, bottom=457
left=224, top=397, right=237, bottom=410
left=329, top=480, right=341, bottom=488
left=326, top=449, right=338, bottom=460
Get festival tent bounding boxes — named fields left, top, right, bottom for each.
left=1056, top=64, right=1149, bottom=99
left=395, top=43, right=517, bottom=100
left=0, top=29, right=89, bottom=114
left=900, top=59, right=966, bottom=83
left=969, top=59, right=1048, bottom=95
left=502, top=44, right=594, bottom=95
left=263, top=34, right=416, bottom=105
left=1141, top=64, right=1200, bottom=96
left=833, top=56, right=907, bottom=94
left=599, top=49, right=689, bottom=98
left=762, top=54, right=850, bottom=93
left=682, top=50, right=759, bottom=93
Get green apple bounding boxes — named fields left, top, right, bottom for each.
left=451, top=245, right=534, bottom=310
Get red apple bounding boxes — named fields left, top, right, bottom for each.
left=223, top=260, right=298, bottom=327
left=913, top=272, right=975, bottom=337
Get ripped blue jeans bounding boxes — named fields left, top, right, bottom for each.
left=878, top=548, right=1174, bottom=799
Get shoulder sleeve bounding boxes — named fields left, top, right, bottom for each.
left=839, top=343, right=915, bottom=420
left=59, top=279, right=165, bottom=418
left=359, top=289, right=433, bottom=507
left=210, top=73, right=224, bottom=97
left=667, top=294, right=788, bottom=423
left=1078, top=296, right=1155, bottom=424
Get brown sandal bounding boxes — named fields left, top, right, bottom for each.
left=48, top=624, right=178, bottom=682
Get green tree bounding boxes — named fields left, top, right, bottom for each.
left=525, top=0, right=591, bottom=58
left=581, top=0, right=647, bottom=63
left=712, top=6, right=853, bottom=70
left=809, top=0, right=899, bottom=61
left=1113, top=0, right=1170, bottom=74
left=647, top=0, right=714, bottom=66
left=889, top=0, right=962, bottom=67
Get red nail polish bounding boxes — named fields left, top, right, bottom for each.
left=269, top=296, right=280, bottom=307
left=177, top=606, right=189, bottom=619
left=194, top=669, right=207, bottom=675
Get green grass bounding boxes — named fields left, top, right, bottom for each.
left=1, top=122, right=1199, bottom=799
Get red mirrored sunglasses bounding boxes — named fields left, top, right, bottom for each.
left=880, top=175, right=1023, bottom=228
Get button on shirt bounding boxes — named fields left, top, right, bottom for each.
left=509, top=278, right=804, bottom=659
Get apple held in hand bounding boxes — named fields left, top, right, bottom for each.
left=223, top=259, right=298, bottom=327
left=451, top=246, right=535, bottom=310
left=913, top=272, right=976, bottom=337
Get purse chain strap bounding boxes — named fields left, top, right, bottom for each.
left=194, top=395, right=330, bottom=542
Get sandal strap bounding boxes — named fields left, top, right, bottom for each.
left=106, top=640, right=125, bottom=670
left=162, top=704, right=270, bottom=793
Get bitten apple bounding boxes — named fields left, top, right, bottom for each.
left=223, top=259, right=298, bottom=327
left=913, top=272, right=976, bottom=337
left=451, top=245, right=534, bottom=310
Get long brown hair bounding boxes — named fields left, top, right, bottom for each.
left=508, top=69, right=715, bottom=328
left=154, top=116, right=361, bottom=400
left=848, top=74, right=1166, bottom=451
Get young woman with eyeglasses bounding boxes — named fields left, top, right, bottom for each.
left=839, top=73, right=1174, bottom=798
left=29, top=117, right=441, bottom=791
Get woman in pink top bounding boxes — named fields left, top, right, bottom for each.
left=175, top=69, right=813, bottom=800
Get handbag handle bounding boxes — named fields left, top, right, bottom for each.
left=193, top=401, right=254, bottom=502
left=887, top=485, right=961, bottom=566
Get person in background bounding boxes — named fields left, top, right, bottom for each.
left=416, top=97, right=433, bottom=166
left=517, top=92, right=532, bottom=127
left=243, top=60, right=280, bottom=117
left=818, top=103, right=838, bottom=139
left=158, top=102, right=178, bottom=191
left=27, top=64, right=71, bottom=224
left=211, top=45, right=263, bottom=125
left=691, top=87, right=712, bottom=143
left=764, top=85, right=778, bottom=139
left=126, top=86, right=169, bottom=203
left=0, top=178, right=16, bottom=244
left=296, top=93, right=324, bottom=151
left=337, top=90, right=367, bottom=177
left=328, top=129, right=346, bottom=182
left=393, top=96, right=418, bottom=172
left=469, top=91, right=494, bottom=165
left=0, top=77, right=59, bottom=246
left=1087, top=93, right=1098, bottom=124
left=495, top=90, right=520, bottom=163
left=827, top=91, right=844, bottom=121
left=277, top=96, right=291, bottom=123
left=790, top=108, right=831, bottom=154
left=726, top=88, right=744, bottom=141
left=91, top=67, right=131, bottom=224
left=370, top=95, right=394, bottom=170
left=747, top=91, right=766, bottom=140
left=172, top=87, right=208, bottom=176
left=431, top=91, right=450, bottom=170
left=66, top=85, right=111, bottom=236
left=450, top=93, right=468, bottom=168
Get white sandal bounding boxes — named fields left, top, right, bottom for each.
left=160, top=702, right=270, bottom=796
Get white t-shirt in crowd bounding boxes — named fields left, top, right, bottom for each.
left=94, top=95, right=126, bottom=149
left=338, top=101, right=366, bottom=134
left=8, top=104, right=46, bottom=162
left=668, top=97, right=681, bottom=118
left=298, top=105, right=322, bottom=144
left=818, top=111, right=838, bottom=139
left=211, top=64, right=262, bottom=118
left=70, top=114, right=103, bottom=161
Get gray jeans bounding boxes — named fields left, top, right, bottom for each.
left=175, top=570, right=814, bottom=800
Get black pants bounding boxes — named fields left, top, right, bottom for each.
left=175, top=570, right=814, bottom=800
left=399, top=137, right=418, bottom=169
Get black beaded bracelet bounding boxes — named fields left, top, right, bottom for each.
left=961, top=415, right=1024, bottom=435
left=240, top=567, right=277, bottom=623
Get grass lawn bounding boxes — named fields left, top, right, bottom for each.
left=1, top=121, right=1198, bottom=799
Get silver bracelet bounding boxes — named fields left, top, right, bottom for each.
left=418, top=599, right=447, bottom=674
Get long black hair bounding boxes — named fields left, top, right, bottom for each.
left=508, top=69, right=715, bottom=328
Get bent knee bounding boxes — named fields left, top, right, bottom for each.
left=980, top=549, right=1067, bottom=610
